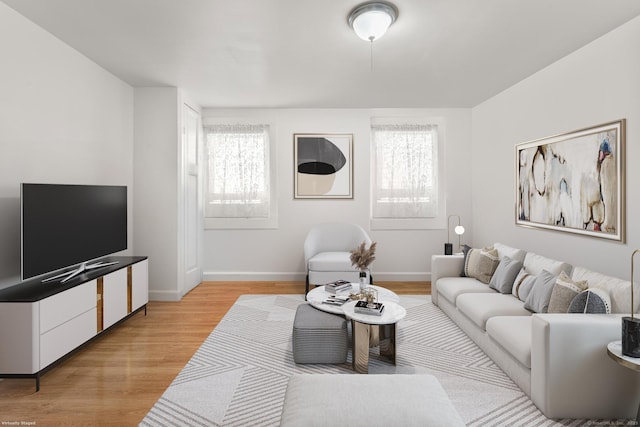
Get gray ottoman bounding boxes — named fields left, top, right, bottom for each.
left=293, top=304, right=348, bottom=364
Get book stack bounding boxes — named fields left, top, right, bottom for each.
left=322, top=295, right=350, bottom=306
left=324, top=280, right=352, bottom=293
left=353, top=300, right=385, bottom=316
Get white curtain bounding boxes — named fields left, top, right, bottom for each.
left=372, top=123, right=438, bottom=218
left=204, top=124, right=270, bottom=218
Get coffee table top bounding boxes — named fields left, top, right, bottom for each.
left=306, top=284, right=400, bottom=315
left=607, top=341, right=640, bottom=372
left=342, top=300, right=407, bottom=325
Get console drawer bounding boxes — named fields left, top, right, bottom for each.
left=40, top=280, right=97, bottom=334
left=40, top=308, right=97, bottom=369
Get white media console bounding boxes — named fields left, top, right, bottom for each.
left=0, top=256, right=148, bottom=390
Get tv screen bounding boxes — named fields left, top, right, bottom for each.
left=21, top=183, right=127, bottom=281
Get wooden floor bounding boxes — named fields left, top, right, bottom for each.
left=0, top=281, right=429, bottom=426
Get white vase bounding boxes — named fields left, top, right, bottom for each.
left=359, top=270, right=368, bottom=291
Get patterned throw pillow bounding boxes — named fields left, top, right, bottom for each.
left=489, top=256, right=523, bottom=294
left=463, top=246, right=500, bottom=284
left=512, top=267, right=537, bottom=302
left=568, top=288, right=612, bottom=314
left=547, top=271, right=588, bottom=313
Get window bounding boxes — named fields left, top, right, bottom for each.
left=203, top=123, right=276, bottom=228
left=371, top=120, right=444, bottom=229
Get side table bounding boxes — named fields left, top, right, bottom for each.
left=607, top=340, right=640, bottom=423
left=342, top=300, right=407, bottom=374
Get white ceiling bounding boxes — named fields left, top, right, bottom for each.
left=4, top=0, right=640, bottom=108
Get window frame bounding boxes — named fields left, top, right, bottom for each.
left=202, top=119, right=278, bottom=230
left=370, top=117, right=446, bottom=230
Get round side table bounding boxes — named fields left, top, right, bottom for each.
left=607, top=340, right=640, bottom=423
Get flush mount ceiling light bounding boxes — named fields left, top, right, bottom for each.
left=348, top=1, right=398, bottom=42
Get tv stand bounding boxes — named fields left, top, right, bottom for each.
left=42, top=260, right=119, bottom=284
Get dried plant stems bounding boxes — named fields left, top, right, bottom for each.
left=350, top=241, right=377, bottom=270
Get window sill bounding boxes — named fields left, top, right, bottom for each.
left=370, top=217, right=446, bottom=231
left=204, top=217, right=278, bottom=230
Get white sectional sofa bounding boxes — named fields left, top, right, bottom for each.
left=431, top=243, right=640, bottom=420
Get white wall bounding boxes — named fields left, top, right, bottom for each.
left=201, top=108, right=472, bottom=282
left=0, top=3, right=134, bottom=288
left=133, top=87, right=180, bottom=300
left=471, top=15, right=640, bottom=278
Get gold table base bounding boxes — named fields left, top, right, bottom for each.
left=351, top=320, right=397, bottom=374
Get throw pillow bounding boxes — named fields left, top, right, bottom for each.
left=463, top=246, right=500, bottom=284
left=568, top=288, right=612, bottom=314
left=547, top=271, right=589, bottom=313
left=459, top=244, right=472, bottom=277
left=524, top=269, right=557, bottom=313
left=512, top=267, right=537, bottom=302
left=489, top=256, right=523, bottom=294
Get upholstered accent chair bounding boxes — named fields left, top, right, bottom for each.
left=303, top=223, right=373, bottom=297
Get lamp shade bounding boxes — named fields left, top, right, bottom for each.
left=348, top=2, right=398, bottom=41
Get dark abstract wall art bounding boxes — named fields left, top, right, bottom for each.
left=294, top=134, right=353, bottom=198
left=515, top=120, right=625, bottom=241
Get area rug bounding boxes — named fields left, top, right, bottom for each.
left=140, top=295, right=627, bottom=426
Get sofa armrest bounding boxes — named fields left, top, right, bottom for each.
left=531, top=313, right=640, bottom=419
left=430, top=254, right=464, bottom=305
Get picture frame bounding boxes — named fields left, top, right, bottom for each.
left=294, top=133, right=353, bottom=199
left=515, top=119, right=625, bottom=241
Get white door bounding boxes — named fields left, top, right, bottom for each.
left=182, top=104, right=202, bottom=295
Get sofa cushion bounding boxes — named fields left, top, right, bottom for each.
left=548, top=271, right=588, bottom=313
left=437, top=277, right=496, bottom=305
left=493, top=243, right=526, bottom=263
left=463, top=246, right=500, bottom=284
left=524, top=270, right=557, bottom=313
left=571, top=266, right=635, bottom=314
left=456, top=293, right=531, bottom=330
left=512, top=268, right=537, bottom=302
left=568, top=288, right=612, bottom=314
left=308, top=251, right=354, bottom=272
left=489, top=256, right=523, bottom=294
left=522, top=252, right=572, bottom=277
left=486, top=316, right=532, bottom=368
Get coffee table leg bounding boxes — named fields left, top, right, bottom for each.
left=352, top=320, right=370, bottom=374
left=379, top=323, right=396, bottom=364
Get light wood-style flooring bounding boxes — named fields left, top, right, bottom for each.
left=0, top=281, right=429, bottom=426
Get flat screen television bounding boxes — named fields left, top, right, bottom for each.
left=21, top=183, right=127, bottom=282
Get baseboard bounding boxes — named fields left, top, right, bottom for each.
left=148, top=289, right=182, bottom=302
left=202, top=271, right=431, bottom=282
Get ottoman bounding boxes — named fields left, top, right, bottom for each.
left=293, top=304, right=348, bottom=364
left=280, top=374, right=465, bottom=427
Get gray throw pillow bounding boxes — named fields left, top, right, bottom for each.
left=489, top=256, right=523, bottom=294
left=512, top=267, right=537, bottom=302
left=524, top=269, right=557, bottom=313
left=568, top=288, right=611, bottom=314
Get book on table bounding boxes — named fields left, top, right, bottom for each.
left=353, top=300, right=384, bottom=315
left=324, top=280, right=352, bottom=293
left=322, top=295, right=351, bottom=306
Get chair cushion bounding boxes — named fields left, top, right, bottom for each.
left=486, top=316, right=532, bottom=368
left=308, top=252, right=355, bottom=272
left=437, top=277, right=496, bottom=305
left=456, top=293, right=531, bottom=330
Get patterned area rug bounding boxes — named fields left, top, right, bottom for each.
left=140, top=295, right=626, bottom=426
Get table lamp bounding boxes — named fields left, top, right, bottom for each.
left=622, top=249, right=640, bottom=357
left=445, top=215, right=465, bottom=255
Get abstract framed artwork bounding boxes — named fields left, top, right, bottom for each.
left=294, top=133, right=353, bottom=199
left=515, top=119, right=625, bottom=241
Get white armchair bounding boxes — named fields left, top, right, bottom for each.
left=304, top=223, right=373, bottom=296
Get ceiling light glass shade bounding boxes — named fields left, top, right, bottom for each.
left=348, top=2, right=398, bottom=41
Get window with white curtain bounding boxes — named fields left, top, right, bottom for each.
left=203, top=123, right=276, bottom=228
left=371, top=121, right=444, bottom=229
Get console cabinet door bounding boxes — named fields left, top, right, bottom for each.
left=131, top=259, right=149, bottom=312
left=103, top=269, right=128, bottom=329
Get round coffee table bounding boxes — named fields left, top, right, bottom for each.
left=342, top=300, right=407, bottom=374
left=306, top=283, right=400, bottom=315
left=607, top=340, right=640, bottom=423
